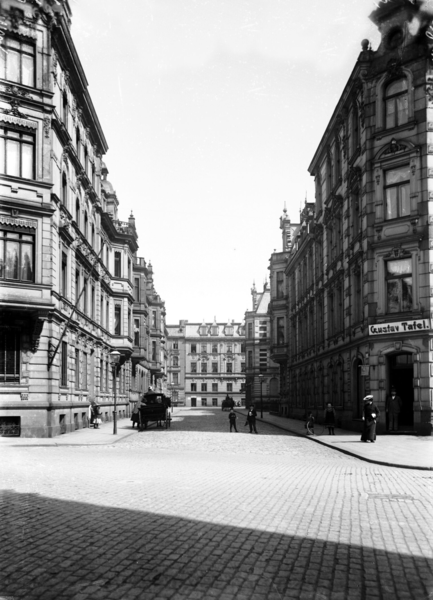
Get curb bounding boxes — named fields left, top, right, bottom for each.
left=247, top=412, right=432, bottom=471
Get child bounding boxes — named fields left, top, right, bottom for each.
left=228, top=408, right=238, bottom=432
left=306, top=412, right=315, bottom=435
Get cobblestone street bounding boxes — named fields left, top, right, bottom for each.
left=1, top=408, right=432, bottom=600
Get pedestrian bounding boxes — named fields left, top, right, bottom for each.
left=131, top=403, right=140, bottom=429
left=91, top=403, right=102, bottom=429
left=306, top=412, right=315, bottom=435
left=361, top=394, right=380, bottom=443
left=324, top=403, right=336, bottom=435
left=386, top=387, right=402, bottom=432
left=228, top=408, right=238, bottom=432
left=245, top=404, right=258, bottom=434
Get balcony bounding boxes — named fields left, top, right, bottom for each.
left=270, top=343, right=289, bottom=362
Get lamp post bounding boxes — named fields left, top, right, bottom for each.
left=109, top=350, right=121, bottom=435
left=259, top=374, right=264, bottom=419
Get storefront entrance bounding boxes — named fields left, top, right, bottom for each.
left=389, top=353, right=414, bottom=428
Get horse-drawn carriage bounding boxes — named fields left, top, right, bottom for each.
left=138, top=390, right=172, bottom=431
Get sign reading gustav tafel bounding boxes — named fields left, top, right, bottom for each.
left=369, top=319, right=431, bottom=336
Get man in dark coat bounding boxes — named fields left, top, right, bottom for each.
left=386, top=387, right=402, bottom=432
left=245, top=405, right=258, bottom=434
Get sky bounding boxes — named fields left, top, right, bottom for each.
left=71, top=0, right=381, bottom=325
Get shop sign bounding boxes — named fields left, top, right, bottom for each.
left=369, top=319, right=431, bottom=336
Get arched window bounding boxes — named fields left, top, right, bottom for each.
left=385, top=79, right=408, bottom=129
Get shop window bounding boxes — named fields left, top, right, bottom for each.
left=385, top=79, right=408, bottom=129
left=386, top=258, right=412, bottom=313
left=0, top=230, right=34, bottom=282
left=0, top=329, right=20, bottom=383
left=0, top=128, right=34, bottom=179
left=385, top=166, right=410, bottom=220
left=0, top=37, right=35, bottom=86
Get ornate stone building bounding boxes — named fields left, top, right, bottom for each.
left=167, top=320, right=245, bottom=408
left=269, top=0, right=433, bottom=435
left=244, top=283, right=280, bottom=411
left=0, top=0, right=166, bottom=436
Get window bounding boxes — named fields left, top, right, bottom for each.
left=352, top=193, right=360, bottom=238
left=189, top=383, right=196, bottom=392
left=201, top=383, right=207, bottom=392
left=276, top=272, right=284, bottom=298
left=91, top=284, right=95, bottom=320
left=320, top=159, right=328, bottom=203
left=114, top=252, right=121, bottom=277
left=0, top=230, right=34, bottom=282
left=248, top=351, right=253, bottom=368
left=191, top=362, right=197, bottom=373
left=106, top=300, right=109, bottom=330
left=82, top=279, right=88, bottom=315
left=0, top=37, right=35, bottom=86
left=241, top=362, right=246, bottom=372
left=91, top=224, right=95, bottom=248
left=173, top=341, right=178, bottom=350
left=60, top=341, right=68, bottom=386
left=385, top=166, right=410, bottom=220
left=62, top=91, right=68, bottom=129
left=240, top=342, right=245, bottom=353
left=212, top=398, right=218, bottom=406
left=152, top=311, right=157, bottom=328
left=152, top=340, right=157, bottom=361
left=128, top=309, right=131, bottom=338
left=61, top=172, right=67, bottom=205
left=247, top=323, right=253, bottom=339
left=212, top=343, right=218, bottom=353
left=134, top=277, right=140, bottom=301
left=227, top=383, right=233, bottom=392
left=75, top=349, right=80, bottom=389
left=212, top=362, right=218, bottom=373
left=199, top=324, right=207, bottom=336
left=385, top=79, right=408, bottom=129
left=277, top=317, right=285, bottom=344
left=75, top=198, right=80, bottom=227
left=201, top=398, right=207, bottom=406
left=201, top=362, right=207, bottom=373
left=201, top=343, right=207, bottom=353
left=0, top=128, right=34, bottom=179
left=386, top=258, right=412, bottom=313
left=134, top=319, right=140, bottom=346
left=75, top=126, right=81, bottom=154
left=227, top=344, right=233, bottom=354
left=82, top=352, right=87, bottom=390
left=114, top=305, right=121, bottom=335
left=173, top=373, right=179, bottom=385
left=0, top=329, right=20, bottom=383
left=212, top=383, right=218, bottom=392
left=227, top=363, right=233, bottom=373
left=211, top=325, right=219, bottom=336
left=191, top=344, right=197, bottom=354
left=84, top=212, right=88, bottom=239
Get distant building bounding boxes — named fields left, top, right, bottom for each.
left=166, top=320, right=245, bottom=408
left=244, top=283, right=280, bottom=411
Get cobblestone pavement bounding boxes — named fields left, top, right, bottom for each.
left=1, top=408, right=432, bottom=600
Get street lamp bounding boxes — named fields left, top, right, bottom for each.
left=109, top=350, right=121, bottom=435
left=259, top=374, right=264, bottom=419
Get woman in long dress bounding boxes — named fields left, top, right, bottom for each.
left=361, top=395, right=380, bottom=442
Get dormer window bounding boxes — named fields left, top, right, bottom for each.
left=385, top=79, right=408, bottom=129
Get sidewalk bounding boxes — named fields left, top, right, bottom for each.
left=0, top=418, right=139, bottom=447
left=250, top=411, right=433, bottom=471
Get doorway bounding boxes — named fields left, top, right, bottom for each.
left=389, top=353, right=414, bottom=428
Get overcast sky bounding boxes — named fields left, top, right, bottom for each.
left=71, top=0, right=380, bottom=325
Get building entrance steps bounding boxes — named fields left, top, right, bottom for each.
left=236, top=410, right=433, bottom=470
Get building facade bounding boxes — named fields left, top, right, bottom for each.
left=269, top=0, right=433, bottom=435
left=167, top=320, right=245, bottom=408
left=0, top=0, right=166, bottom=437
left=244, top=283, right=280, bottom=411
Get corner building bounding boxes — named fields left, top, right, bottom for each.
left=0, top=0, right=166, bottom=436
left=167, top=320, right=245, bottom=408
left=270, top=0, right=433, bottom=435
